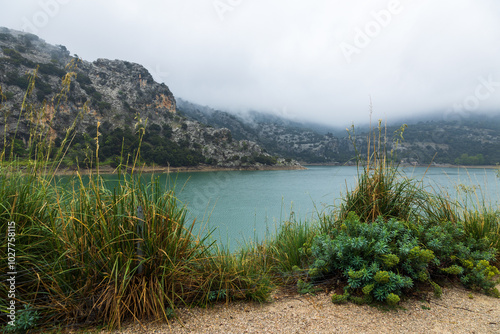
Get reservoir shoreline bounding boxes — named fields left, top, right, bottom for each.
left=8, top=162, right=498, bottom=176
left=51, top=163, right=308, bottom=175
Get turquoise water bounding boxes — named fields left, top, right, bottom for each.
left=168, top=166, right=500, bottom=249
left=60, top=166, right=500, bottom=250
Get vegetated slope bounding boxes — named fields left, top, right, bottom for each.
left=389, top=117, right=500, bottom=165
left=178, top=98, right=500, bottom=166
left=177, top=99, right=354, bottom=164
left=0, top=27, right=297, bottom=169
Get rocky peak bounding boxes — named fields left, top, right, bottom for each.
left=0, top=27, right=300, bottom=170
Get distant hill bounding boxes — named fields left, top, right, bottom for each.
left=178, top=99, right=500, bottom=166
left=0, top=27, right=299, bottom=169
left=177, top=99, right=354, bottom=163
left=388, top=115, right=500, bottom=165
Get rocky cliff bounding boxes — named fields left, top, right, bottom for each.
left=0, top=27, right=299, bottom=169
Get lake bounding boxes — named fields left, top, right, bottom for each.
left=164, top=166, right=500, bottom=250
left=66, top=166, right=499, bottom=250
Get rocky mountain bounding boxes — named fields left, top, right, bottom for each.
left=388, top=116, right=500, bottom=165
left=177, top=99, right=353, bottom=163
left=0, top=27, right=299, bottom=169
left=177, top=99, right=500, bottom=166
left=2, top=27, right=498, bottom=168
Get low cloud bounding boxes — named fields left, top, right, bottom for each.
left=2, top=0, right=499, bottom=126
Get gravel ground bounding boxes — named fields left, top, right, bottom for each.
left=89, top=284, right=500, bottom=334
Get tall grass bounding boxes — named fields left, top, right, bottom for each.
left=266, top=219, right=316, bottom=275
left=336, top=120, right=430, bottom=224
left=426, top=182, right=500, bottom=254
left=0, top=68, right=272, bottom=331
left=457, top=182, right=500, bottom=251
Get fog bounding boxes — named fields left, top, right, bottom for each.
left=1, top=0, right=500, bottom=126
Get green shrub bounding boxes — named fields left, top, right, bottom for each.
left=97, top=100, right=112, bottom=111
left=5, top=71, right=30, bottom=90
left=441, top=265, right=464, bottom=275
left=386, top=293, right=400, bottom=306
left=3, top=91, right=15, bottom=100
left=419, top=220, right=499, bottom=295
left=297, top=279, right=318, bottom=295
left=331, top=292, right=349, bottom=304
left=2, top=304, right=40, bottom=333
left=38, top=62, right=66, bottom=77
left=309, top=213, right=499, bottom=305
left=254, top=154, right=277, bottom=165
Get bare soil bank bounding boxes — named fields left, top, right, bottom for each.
left=53, top=164, right=308, bottom=176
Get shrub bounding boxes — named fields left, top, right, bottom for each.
left=2, top=304, right=40, bottom=333
left=297, top=279, right=318, bottom=295
left=386, top=293, right=400, bottom=306
left=254, top=154, right=277, bottom=165
left=38, top=62, right=66, bottom=77
left=430, top=281, right=442, bottom=298
left=5, top=71, right=30, bottom=90
left=309, top=213, right=499, bottom=305
left=419, top=220, right=499, bottom=295
left=331, top=292, right=349, bottom=304
left=97, top=101, right=112, bottom=111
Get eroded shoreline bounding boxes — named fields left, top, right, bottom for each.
left=8, top=162, right=499, bottom=176
left=52, top=164, right=308, bottom=176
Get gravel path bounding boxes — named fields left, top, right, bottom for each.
left=94, top=284, right=500, bottom=334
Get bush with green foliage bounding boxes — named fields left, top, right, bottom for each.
left=309, top=212, right=500, bottom=305
left=254, top=154, right=277, bottom=165
left=2, top=304, right=40, bottom=333
left=419, top=220, right=499, bottom=296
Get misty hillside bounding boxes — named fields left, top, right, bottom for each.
left=0, top=27, right=299, bottom=170
left=178, top=99, right=500, bottom=166
left=177, top=99, right=355, bottom=163
left=389, top=116, right=500, bottom=165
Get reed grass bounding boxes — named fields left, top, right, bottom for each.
left=427, top=182, right=500, bottom=255
left=337, top=120, right=430, bottom=223
left=0, top=68, right=273, bottom=331
left=266, top=219, right=317, bottom=275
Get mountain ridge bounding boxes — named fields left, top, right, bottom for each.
left=0, top=27, right=300, bottom=170
left=177, top=99, right=500, bottom=166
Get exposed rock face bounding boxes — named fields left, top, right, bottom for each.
left=0, top=28, right=175, bottom=138
left=177, top=99, right=349, bottom=163
left=0, top=27, right=299, bottom=169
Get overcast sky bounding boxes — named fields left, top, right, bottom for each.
left=1, top=0, right=500, bottom=126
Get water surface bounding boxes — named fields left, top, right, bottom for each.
left=58, top=166, right=500, bottom=250
left=171, top=166, right=500, bottom=249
